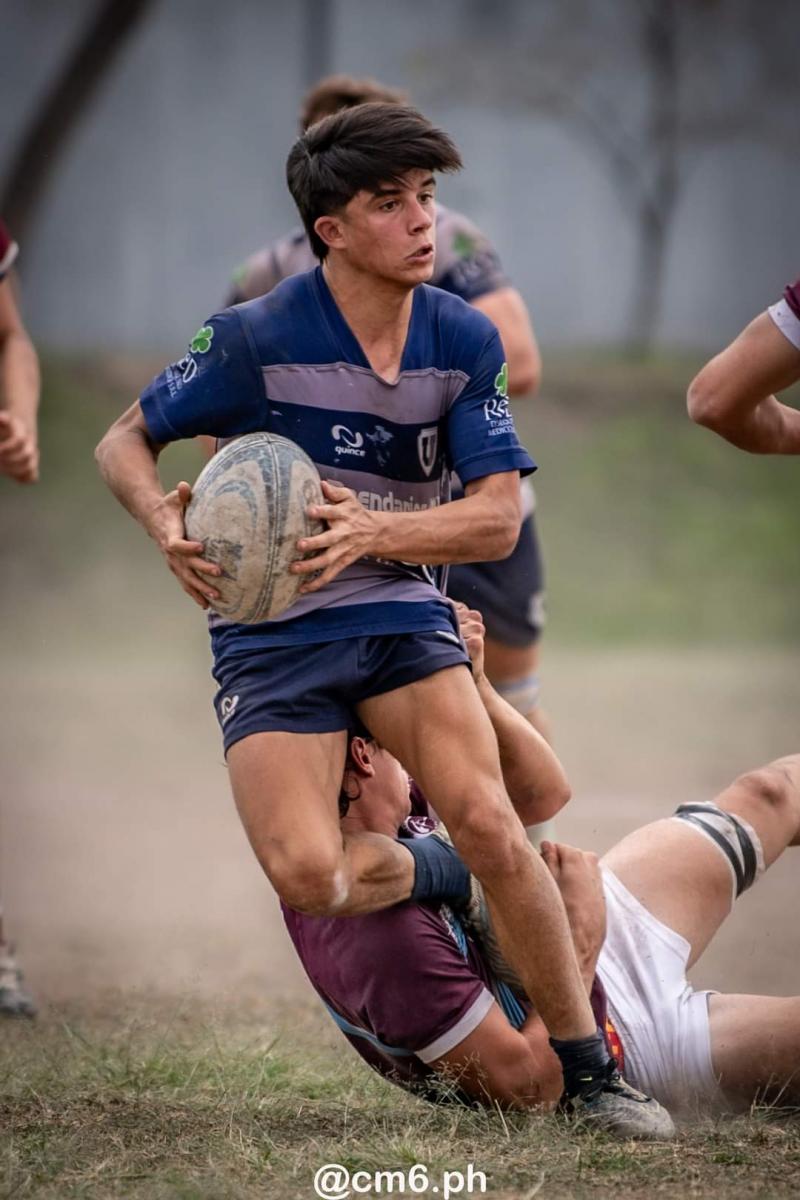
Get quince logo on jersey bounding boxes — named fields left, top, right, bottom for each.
left=190, top=325, right=214, bottom=354
left=331, top=424, right=366, bottom=457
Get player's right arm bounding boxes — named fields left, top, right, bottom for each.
left=687, top=300, right=800, bottom=453
left=95, top=401, right=221, bottom=608
left=96, top=310, right=263, bottom=606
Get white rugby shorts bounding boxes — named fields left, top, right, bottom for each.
left=597, top=866, right=724, bottom=1115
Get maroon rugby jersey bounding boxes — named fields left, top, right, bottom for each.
left=0, top=219, right=19, bottom=281
left=282, top=792, right=617, bottom=1101
left=767, top=277, right=800, bottom=350
left=783, top=278, right=800, bottom=322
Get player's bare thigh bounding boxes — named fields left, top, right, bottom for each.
left=357, top=663, right=518, bottom=842
left=707, top=992, right=800, bottom=1110
left=602, top=759, right=800, bottom=966
left=227, top=729, right=347, bottom=903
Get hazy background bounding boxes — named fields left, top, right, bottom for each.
left=1, top=0, right=799, bottom=1013
left=2, top=0, right=799, bottom=350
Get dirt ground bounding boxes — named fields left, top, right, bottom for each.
left=3, top=572, right=799, bottom=1010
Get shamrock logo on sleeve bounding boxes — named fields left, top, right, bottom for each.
left=190, top=325, right=214, bottom=354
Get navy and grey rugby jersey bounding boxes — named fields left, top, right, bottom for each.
left=227, top=205, right=508, bottom=306
left=140, top=267, right=535, bottom=658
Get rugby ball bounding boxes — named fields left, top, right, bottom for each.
left=185, top=432, right=324, bottom=624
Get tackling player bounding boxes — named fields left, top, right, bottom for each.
left=0, top=217, right=40, bottom=1018
left=96, top=103, right=654, bottom=1133
left=227, top=75, right=548, bottom=744
left=285, top=605, right=800, bottom=1125
left=687, top=276, right=800, bottom=452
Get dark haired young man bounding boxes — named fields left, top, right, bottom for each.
left=96, top=104, right=662, bottom=1134
left=227, top=74, right=548, bottom=746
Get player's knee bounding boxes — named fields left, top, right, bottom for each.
left=730, top=765, right=793, bottom=819
left=448, top=792, right=526, bottom=874
left=269, top=848, right=348, bottom=916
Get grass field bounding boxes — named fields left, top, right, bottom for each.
left=4, top=1000, right=800, bottom=1200
left=1, top=353, right=799, bottom=1198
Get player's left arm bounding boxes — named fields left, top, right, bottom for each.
left=0, top=274, right=40, bottom=484
left=294, top=469, right=522, bottom=594
left=687, top=312, right=800, bottom=453
left=471, top=288, right=541, bottom=397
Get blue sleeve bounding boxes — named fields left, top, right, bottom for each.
left=446, top=329, right=536, bottom=485
left=139, top=309, right=265, bottom=444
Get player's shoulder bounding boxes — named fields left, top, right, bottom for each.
left=233, top=267, right=335, bottom=365
left=235, top=268, right=317, bottom=329
left=420, top=282, right=499, bottom=361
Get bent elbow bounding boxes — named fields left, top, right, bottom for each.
left=494, top=495, right=524, bottom=559
left=687, top=372, right=725, bottom=431
left=550, top=777, right=572, bottom=814
left=487, top=519, right=520, bottom=561
left=94, top=432, right=110, bottom=474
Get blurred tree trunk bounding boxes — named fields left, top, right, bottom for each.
left=626, top=0, right=680, bottom=354
left=1, top=0, right=153, bottom=245
left=303, top=0, right=333, bottom=89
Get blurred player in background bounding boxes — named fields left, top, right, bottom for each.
left=688, top=276, right=800, bottom=453
left=0, top=220, right=39, bottom=484
left=227, top=76, right=550, bottom=755
left=0, top=217, right=40, bottom=1017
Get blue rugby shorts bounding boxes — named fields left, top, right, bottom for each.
left=212, top=628, right=470, bottom=753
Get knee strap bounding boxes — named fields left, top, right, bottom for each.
left=672, top=802, right=764, bottom=900
left=495, top=671, right=540, bottom=716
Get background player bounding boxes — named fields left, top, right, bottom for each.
left=227, top=75, right=549, bottom=745
left=687, top=275, right=800, bottom=452
left=96, top=103, right=647, bottom=1129
left=0, top=219, right=39, bottom=485
left=0, top=217, right=39, bottom=1018
left=285, top=604, right=800, bottom=1123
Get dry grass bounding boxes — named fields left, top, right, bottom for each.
left=2, top=1000, right=800, bottom=1199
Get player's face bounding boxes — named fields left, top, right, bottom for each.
left=336, top=169, right=436, bottom=285
left=369, top=746, right=413, bottom=825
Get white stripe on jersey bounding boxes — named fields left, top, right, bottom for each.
left=767, top=298, right=800, bottom=351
